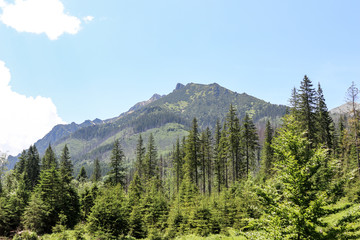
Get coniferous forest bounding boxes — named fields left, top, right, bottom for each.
left=2, top=77, right=360, bottom=239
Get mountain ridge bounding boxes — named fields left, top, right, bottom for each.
left=8, top=82, right=288, bottom=172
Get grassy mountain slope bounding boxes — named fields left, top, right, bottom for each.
left=13, top=83, right=287, bottom=172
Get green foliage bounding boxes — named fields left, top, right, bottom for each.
left=87, top=185, right=129, bottom=237
left=23, top=167, right=80, bottom=234
left=13, top=231, right=39, bottom=240
left=59, top=144, right=73, bottom=184
left=77, top=166, right=88, bottom=182
left=91, top=158, right=101, bottom=182
left=109, top=139, right=126, bottom=186
left=144, top=133, right=158, bottom=182
left=42, top=145, right=58, bottom=170
left=260, top=120, right=274, bottom=180
left=259, top=115, right=333, bottom=239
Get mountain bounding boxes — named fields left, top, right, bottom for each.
left=330, top=102, right=360, bottom=124
left=9, top=83, right=287, bottom=174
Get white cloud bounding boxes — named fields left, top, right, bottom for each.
left=0, top=0, right=81, bottom=40
left=0, top=0, right=6, bottom=8
left=83, top=16, right=94, bottom=24
left=0, top=60, right=65, bottom=155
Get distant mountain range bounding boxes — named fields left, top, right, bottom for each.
left=8, top=83, right=288, bottom=173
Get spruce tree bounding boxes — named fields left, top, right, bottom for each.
left=173, top=138, right=184, bottom=194
left=59, top=144, right=73, bottom=184
left=91, top=158, right=101, bottom=182
left=242, top=113, right=259, bottom=178
left=214, top=120, right=223, bottom=193
left=135, top=134, right=146, bottom=180
left=15, top=150, right=27, bottom=177
left=42, top=144, right=57, bottom=170
left=144, top=133, right=158, bottom=182
left=204, top=127, right=213, bottom=195
left=261, top=115, right=333, bottom=239
left=217, top=124, right=229, bottom=189
left=25, top=145, right=40, bottom=190
left=226, top=104, right=241, bottom=182
left=315, top=83, right=334, bottom=149
left=184, top=118, right=200, bottom=186
left=110, top=139, right=125, bottom=186
left=289, top=87, right=299, bottom=118
left=260, top=120, right=274, bottom=179
left=298, top=75, right=317, bottom=144
left=77, top=166, right=88, bottom=182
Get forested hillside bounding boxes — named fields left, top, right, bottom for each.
left=8, top=83, right=287, bottom=176
left=1, top=77, right=359, bottom=239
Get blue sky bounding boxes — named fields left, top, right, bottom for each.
left=0, top=0, right=360, bottom=154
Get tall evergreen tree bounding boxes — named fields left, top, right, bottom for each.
left=289, top=87, right=299, bottom=118
left=298, top=75, right=317, bottom=144
left=15, top=150, right=27, bottom=177
left=226, top=104, right=241, bottom=182
left=184, top=118, right=200, bottom=186
left=25, top=145, right=40, bottom=190
left=242, top=113, right=259, bottom=177
left=59, top=144, right=73, bottom=184
left=260, top=120, right=274, bottom=179
left=217, top=124, right=229, bottom=189
left=261, top=115, right=333, bottom=239
left=110, top=139, right=125, bottom=186
left=214, top=120, right=223, bottom=193
left=91, top=158, right=101, bottom=182
left=204, top=128, right=213, bottom=195
left=144, top=133, right=158, bottom=182
left=135, top=134, right=146, bottom=180
left=173, top=138, right=184, bottom=194
left=42, top=144, right=57, bottom=170
left=315, top=83, right=334, bottom=149
left=77, top=166, right=88, bottom=182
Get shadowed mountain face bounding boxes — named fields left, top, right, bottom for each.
left=8, top=83, right=287, bottom=172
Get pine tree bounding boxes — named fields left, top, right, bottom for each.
left=135, top=134, right=146, bottom=180
left=144, top=133, right=158, bottom=182
left=110, top=139, right=125, bottom=186
left=289, top=87, right=299, bottom=117
left=242, top=113, right=259, bottom=178
left=15, top=150, right=27, bottom=177
left=260, top=120, right=274, bottom=179
left=214, top=120, right=223, bottom=193
left=217, top=124, right=229, bottom=189
left=59, top=144, right=73, bottom=184
left=315, top=83, right=334, bottom=149
left=184, top=118, right=200, bottom=186
left=261, top=115, right=332, bottom=239
left=204, top=128, right=213, bottom=195
left=25, top=145, right=40, bottom=190
left=298, top=75, right=317, bottom=144
left=91, top=158, right=101, bottom=182
left=87, top=185, right=129, bottom=237
left=77, top=166, right=88, bottom=182
left=128, top=172, right=145, bottom=238
left=226, top=104, right=241, bottom=182
left=42, top=144, right=57, bottom=170
left=173, top=138, right=184, bottom=194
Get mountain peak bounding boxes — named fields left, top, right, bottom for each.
left=150, top=94, right=162, bottom=101
left=175, top=83, right=185, bottom=90
left=128, top=94, right=163, bottom=113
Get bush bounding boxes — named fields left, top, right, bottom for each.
left=13, top=231, right=39, bottom=240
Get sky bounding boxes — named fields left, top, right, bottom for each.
left=0, top=0, right=360, bottom=155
